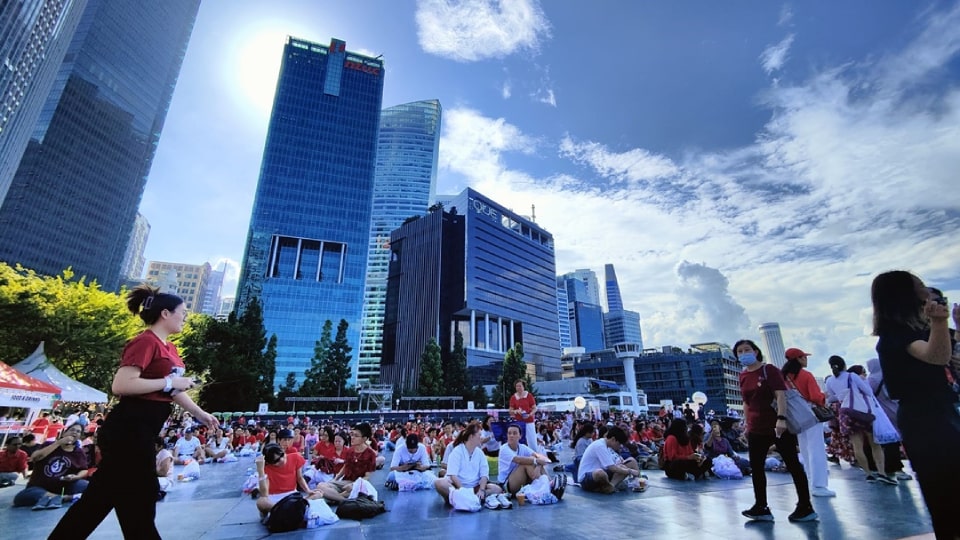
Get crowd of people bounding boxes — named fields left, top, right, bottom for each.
left=0, top=271, right=957, bottom=538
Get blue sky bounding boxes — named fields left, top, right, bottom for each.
left=141, top=0, right=960, bottom=379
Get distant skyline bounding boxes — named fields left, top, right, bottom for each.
left=139, top=1, right=960, bottom=379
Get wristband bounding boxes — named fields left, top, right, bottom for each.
left=163, top=376, right=173, bottom=393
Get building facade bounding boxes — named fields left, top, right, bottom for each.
left=0, top=0, right=86, bottom=204
left=556, top=283, right=571, bottom=348
left=356, top=99, right=441, bottom=385
left=758, top=322, right=787, bottom=369
left=600, top=263, right=643, bottom=348
left=119, top=212, right=150, bottom=281
left=146, top=261, right=210, bottom=312
left=0, top=0, right=200, bottom=290
left=199, top=265, right=225, bottom=316
left=380, top=188, right=561, bottom=391
left=235, top=37, right=385, bottom=389
left=574, top=342, right=743, bottom=414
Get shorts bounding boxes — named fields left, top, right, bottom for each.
left=579, top=467, right=615, bottom=492
left=267, top=490, right=297, bottom=504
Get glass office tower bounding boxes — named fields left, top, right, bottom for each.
left=380, top=188, right=561, bottom=391
left=357, top=99, right=441, bottom=385
left=601, top=263, right=643, bottom=348
left=0, top=0, right=200, bottom=290
left=236, top=37, right=385, bottom=389
left=0, top=0, right=86, bottom=204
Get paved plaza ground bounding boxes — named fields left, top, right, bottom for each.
left=1, top=446, right=936, bottom=540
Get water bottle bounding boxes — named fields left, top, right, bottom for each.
left=246, top=467, right=254, bottom=476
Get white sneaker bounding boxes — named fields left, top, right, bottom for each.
left=484, top=495, right=500, bottom=510
left=496, top=493, right=512, bottom=509
left=895, top=472, right=913, bottom=481
left=811, top=487, right=836, bottom=497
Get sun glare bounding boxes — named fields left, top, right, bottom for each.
left=229, top=26, right=292, bottom=119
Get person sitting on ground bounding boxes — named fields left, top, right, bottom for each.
left=20, top=433, right=40, bottom=464
left=480, top=416, right=501, bottom=457
left=498, top=424, right=548, bottom=494
left=315, top=423, right=377, bottom=504
left=662, top=418, right=712, bottom=480
left=276, top=429, right=299, bottom=455
left=385, top=433, right=433, bottom=490
left=254, top=443, right=324, bottom=519
left=173, top=428, right=204, bottom=464
left=312, top=427, right=338, bottom=473
left=0, top=436, right=29, bottom=487
left=13, top=423, right=89, bottom=509
left=163, top=428, right=178, bottom=451
left=577, top=426, right=643, bottom=494
left=434, top=422, right=504, bottom=509
left=204, top=429, right=232, bottom=462
left=566, top=422, right=596, bottom=477
left=155, top=437, right=174, bottom=499
left=704, top=420, right=750, bottom=475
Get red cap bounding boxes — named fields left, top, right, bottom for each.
left=785, top=347, right=811, bottom=360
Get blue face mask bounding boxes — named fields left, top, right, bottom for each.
left=739, top=352, right=758, bottom=366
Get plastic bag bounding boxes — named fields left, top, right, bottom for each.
left=305, top=498, right=338, bottom=527
left=396, top=470, right=436, bottom=492
left=872, top=397, right=901, bottom=445
left=448, top=486, right=481, bottom=512
left=348, top=478, right=379, bottom=501
left=711, top=455, right=743, bottom=479
left=181, top=460, right=200, bottom=480
left=519, top=475, right=558, bottom=505
left=241, top=474, right=258, bottom=494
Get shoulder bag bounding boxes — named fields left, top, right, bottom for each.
left=839, top=375, right=875, bottom=430
left=760, top=365, right=818, bottom=434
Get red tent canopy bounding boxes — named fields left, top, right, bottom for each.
left=0, top=360, right=61, bottom=394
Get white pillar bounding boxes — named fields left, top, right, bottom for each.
left=484, top=313, right=490, bottom=350
left=470, top=310, right=476, bottom=348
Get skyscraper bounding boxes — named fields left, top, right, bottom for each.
left=758, top=322, right=787, bottom=368
left=603, top=263, right=624, bottom=312
left=556, top=283, right=571, bottom=348
left=200, top=264, right=225, bottom=316
left=380, top=188, right=561, bottom=391
left=119, top=212, right=150, bottom=281
left=0, top=0, right=86, bottom=204
left=236, top=37, right=385, bottom=389
left=601, top=263, right=643, bottom=348
left=357, top=99, right=441, bottom=385
left=0, top=0, right=200, bottom=290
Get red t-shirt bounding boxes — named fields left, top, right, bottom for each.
left=740, top=363, right=786, bottom=436
left=339, top=446, right=376, bottom=481
left=266, top=451, right=305, bottom=494
left=663, top=435, right=694, bottom=462
left=120, top=331, right=185, bottom=402
left=244, top=435, right=258, bottom=446
left=510, top=392, right=536, bottom=423
left=0, top=448, right=28, bottom=473
left=313, top=441, right=336, bottom=460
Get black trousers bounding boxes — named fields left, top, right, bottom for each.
left=746, top=431, right=810, bottom=509
left=663, top=457, right=712, bottom=480
left=49, top=398, right=171, bottom=540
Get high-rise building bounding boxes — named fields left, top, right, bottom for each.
left=119, top=212, right=150, bottom=280
left=556, top=283, right=571, bottom=348
left=572, top=301, right=605, bottom=351
left=357, top=99, right=441, bottom=385
left=145, top=261, right=210, bottom=312
left=601, top=263, right=643, bottom=348
left=199, top=265, right=225, bottom=316
left=379, top=188, right=561, bottom=391
left=563, top=269, right=601, bottom=306
left=758, top=322, right=787, bottom=369
left=217, top=296, right=235, bottom=320
left=603, top=263, right=624, bottom=312
left=236, top=37, right=385, bottom=389
left=0, top=0, right=200, bottom=290
left=0, top=0, right=86, bottom=204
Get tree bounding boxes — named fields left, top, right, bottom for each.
left=468, top=384, right=489, bottom=407
left=173, top=313, right=217, bottom=376
left=418, top=338, right=444, bottom=396
left=444, top=329, right=469, bottom=399
left=0, top=264, right=140, bottom=392
left=259, top=334, right=278, bottom=406
left=198, top=298, right=271, bottom=412
left=492, top=343, right=535, bottom=408
left=275, top=371, right=300, bottom=410
left=300, top=320, right=333, bottom=397
left=325, top=319, right=354, bottom=399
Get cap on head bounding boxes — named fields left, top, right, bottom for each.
left=278, top=429, right=294, bottom=440
left=784, top=347, right=811, bottom=360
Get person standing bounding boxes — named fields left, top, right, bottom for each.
left=735, top=339, right=817, bottom=523
left=509, top=380, right=539, bottom=453
left=48, top=285, right=216, bottom=540
left=872, top=271, right=960, bottom=539
left=782, top=348, right=835, bottom=497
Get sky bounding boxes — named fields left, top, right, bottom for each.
left=141, top=0, right=960, bottom=380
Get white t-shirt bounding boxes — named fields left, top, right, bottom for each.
left=481, top=429, right=501, bottom=453
left=446, top=444, right=489, bottom=488
left=207, top=437, right=230, bottom=452
left=175, top=436, right=201, bottom=458
left=440, top=442, right=455, bottom=466
left=390, top=443, right=431, bottom=469
left=497, top=442, right=533, bottom=484
left=578, top=438, right=616, bottom=483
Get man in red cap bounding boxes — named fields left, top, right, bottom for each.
left=783, top=347, right=835, bottom=497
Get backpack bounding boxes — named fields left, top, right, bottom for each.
left=264, top=492, right=308, bottom=533
left=335, top=494, right=386, bottom=520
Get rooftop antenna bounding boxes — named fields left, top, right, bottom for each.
left=531, top=204, right=536, bottom=223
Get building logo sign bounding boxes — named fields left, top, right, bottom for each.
left=345, top=60, right=380, bottom=76
left=469, top=197, right=499, bottom=221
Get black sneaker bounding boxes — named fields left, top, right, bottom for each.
left=742, top=505, right=774, bottom=521
left=788, top=506, right=818, bottom=522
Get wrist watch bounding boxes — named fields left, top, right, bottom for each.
left=163, top=376, right=173, bottom=393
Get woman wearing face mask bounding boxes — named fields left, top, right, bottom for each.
left=735, top=339, right=816, bottom=523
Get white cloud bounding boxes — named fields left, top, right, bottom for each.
left=778, top=4, right=793, bottom=26
left=502, top=80, right=511, bottom=99
left=760, top=34, right=795, bottom=74
left=536, top=87, right=556, bottom=107
left=415, top=0, right=551, bottom=62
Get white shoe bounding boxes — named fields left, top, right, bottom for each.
left=496, top=493, right=512, bottom=509
left=811, top=487, right=836, bottom=497
left=484, top=495, right=500, bottom=510
left=895, top=472, right=913, bottom=481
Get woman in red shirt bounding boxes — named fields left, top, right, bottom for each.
left=736, top=339, right=816, bottom=523
left=782, top=348, right=835, bottom=497
left=316, top=423, right=377, bottom=503
left=312, top=427, right=337, bottom=472
left=661, top=418, right=711, bottom=480
left=509, top=380, right=539, bottom=453
left=49, top=285, right=217, bottom=539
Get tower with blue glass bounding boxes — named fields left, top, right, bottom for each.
left=236, top=37, right=385, bottom=389
left=0, top=0, right=200, bottom=290
left=602, top=263, right=643, bottom=348
left=357, top=99, right=441, bottom=385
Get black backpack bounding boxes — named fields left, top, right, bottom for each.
left=264, top=492, right=308, bottom=533
left=335, top=494, right=386, bottom=520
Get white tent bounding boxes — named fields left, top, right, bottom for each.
left=13, top=342, right=108, bottom=403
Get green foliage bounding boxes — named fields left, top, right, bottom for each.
left=275, top=371, right=300, bottom=409
left=301, top=320, right=332, bottom=397
left=0, top=264, right=141, bottom=392
left=468, top=384, right=489, bottom=406
left=492, top=343, right=535, bottom=408
left=418, top=338, right=444, bottom=396
left=300, top=319, right=354, bottom=401
left=327, top=319, right=354, bottom=398
left=444, top=330, right=469, bottom=399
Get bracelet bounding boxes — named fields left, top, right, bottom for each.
left=163, top=376, right=173, bottom=393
